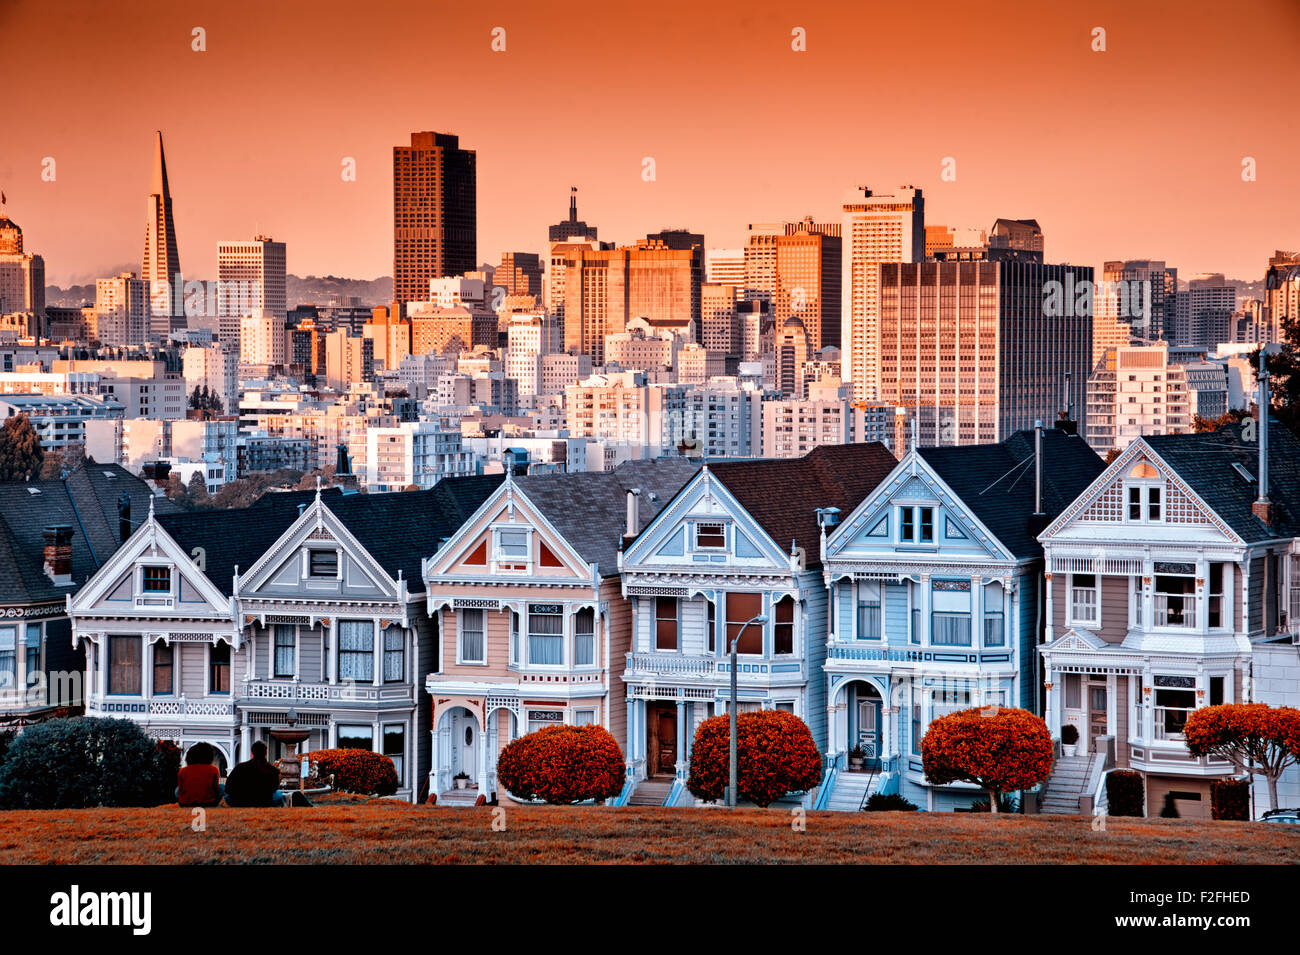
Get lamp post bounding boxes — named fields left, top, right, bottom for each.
left=728, top=613, right=768, bottom=808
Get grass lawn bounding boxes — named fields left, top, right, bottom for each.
left=1, top=796, right=1297, bottom=864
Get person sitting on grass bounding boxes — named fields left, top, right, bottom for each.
left=224, top=741, right=287, bottom=808
left=176, top=742, right=225, bottom=807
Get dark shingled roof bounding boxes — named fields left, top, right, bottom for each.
left=706, top=444, right=900, bottom=566
left=1143, top=420, right=1300, bottom=543
left=919, top=429, right=1105, bottom=559
left=0, top=464, right=179, bottom=605
left=514, top=458, right=699, bottom=576
left=157, top=475, right=505, bottom=595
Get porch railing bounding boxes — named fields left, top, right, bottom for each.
left=625, top=652, right=716, bottom=677
left=239, top=679, right=414, bottom=705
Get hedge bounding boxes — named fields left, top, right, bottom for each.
left=1106, top=769, right=1145, bottom=817
left=0, top=717, right=178, bottom=809
left=304, top=748, right=399, bottom=796
left=865, top=792, right=918, bottom=812
left=496, top=724, right=624, bottom=805
left=687, top=710, right=822, bottom=807
left=1210, top=778, right=1250, bottom=821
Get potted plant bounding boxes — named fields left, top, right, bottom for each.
left=454, top=771, right=470, bottom=790
left=848, top=745, right=866, bottom=772
left=1060, top=724, right=1080, bottom=757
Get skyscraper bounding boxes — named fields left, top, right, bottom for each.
left=216, top=237, right=287, bottom=350
left=548, top=187, right=598, bottom=243
left=141, top=131, right=183, bottom=339
left=0, top=206, right=44, bottom=331
left=393, top=132, right=477, bottom=305
left=841, top=186, right=925, bottom=401
left=1264, top=250, right=1300, bottom=341
left=1099, top=259, right=1177, bottom=341
left=741, top=219, right=841, bottom=354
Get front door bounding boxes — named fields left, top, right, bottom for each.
left=460, top=718, right=477, bottom=779
left=857, top=699, right=880, bottom=761
left=656, top=707, right=677, bottom=775
left=1087, top=680, right=1108, bottom=753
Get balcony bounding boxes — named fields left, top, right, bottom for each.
left=238, top=679, right=414, bottom=706
left=88, top=697, right=236, bottom=721
left=624, top=652, right=803, bottom=683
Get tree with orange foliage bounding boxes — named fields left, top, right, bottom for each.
left=496, top=724, right=625, bottom=805
left=687, top=709, right=822, bottom=807
left=1183, top=703, right=1300, bottom=813
left=921, top=707, right=1053, bottom=813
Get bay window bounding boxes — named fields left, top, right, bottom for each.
left=1153, top=679, right=1196, bottom=740
left=655, top=597, right=679, bottom=651
left=383, top=625, right=404, bottom=682
left=574, top=608, right=595, bottom=666
left=338, top=620, right=375, bottom=681
left=726, top=592, right=764, bottom=655
left=1208, top=563, right=1225, bottom=629
left=459, top=609, right=485, bottom=664
left=773, top=596, right=795, bottom=655
left=0, top=626, right=15, bottom=690
left=274, top=624, right=296, bottom=678
left=528, top=604, right=563, bottom=665
left=1069, top=573, right=1098, bottom=625
left=931, top=580, right=972, bottom=646
left=108, top=635, right=142, bottom=695
left=1154, top=569, right=1195, bottom=628
left=24, top=623, right=40, bottom=684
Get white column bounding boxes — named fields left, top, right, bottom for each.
left=1044, top=573, right=1055, bottom=642
left=1196, top=558, right=1209, bottom=633
left=919, top=574, right=932, bottom=644
left=372, top=621, right=382, bottom=687
left=1142, top=561, right=1154, bottom=629
left=142, top=640, right=152, bottom=701
left=428, top=726, right=439, bottom=799
left=972, top=575, right=983, bottom=649
left=325, top=622, right=336, bottom=685
left=477, top=712, right=488, bottom=795
left=674, top=700, right=687, bottom=781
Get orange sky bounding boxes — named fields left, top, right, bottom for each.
left=2, top=0, right=1298, bottom=286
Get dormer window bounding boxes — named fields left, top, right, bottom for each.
left=309, top=549, right=339, bottom=577
left=497, top=528, right=529, bottom=560
left=899, top=506, right=934, bottom=543
left=695, top=522, right=726, bottom=549
left=142, top=566, right=171, bottom=593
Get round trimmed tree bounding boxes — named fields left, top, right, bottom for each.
left=922, top=706, right=1053, bottom=813
left=687, top=709, right=822, bottom=807
left=305, top=748, right=399, bottom=796
left=496, top=724, right=625, bottom=804
left=1183, top=703, right=1300, bottom=813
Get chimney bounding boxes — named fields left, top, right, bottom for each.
left=42, top=525, right=74, bottom=585
left=118, top=492, right=132, bottom=543
left=626, top=488, right=641, bottom=538
left=1252, top=351, right=1275, bottom=526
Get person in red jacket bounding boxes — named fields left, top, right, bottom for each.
left=176, top=742, right=225, bottom=807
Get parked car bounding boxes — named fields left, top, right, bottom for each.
left=1261, top=808, right=1300, bottom=825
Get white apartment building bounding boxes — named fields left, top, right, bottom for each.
left=0, top=394, right=124, bottom=449
left=759, top=381, right=901, bottom=459
left=540, top=352, right=593, bottom=396
left=182, top=342, right=238, bottom=414
left=240, top=313, right=287, bottom=366
left=428, top=276, right=488, bottom=310
left=95, top=273, right=150, bottom=347
left=0, top=370, right=100, bottom=396
left=365, top=421, right=475, bottom=492
left=505, top=311, right=562, bottom=399
left=217, top=237, right=287, bottom=348
left=676, top=343, right=725, bottom=386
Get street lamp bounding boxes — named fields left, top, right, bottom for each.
left=728, top=613, right=768, bottom=808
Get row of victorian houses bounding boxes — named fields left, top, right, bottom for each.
left=2, top=411, right=1298, bottom=816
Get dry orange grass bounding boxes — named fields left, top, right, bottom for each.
left=1, top=798, right=1296, bottom=864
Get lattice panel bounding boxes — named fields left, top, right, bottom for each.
left=1080, top=480, right=1124, bottom=522
left=1165, top=481, right=1211, bottom=524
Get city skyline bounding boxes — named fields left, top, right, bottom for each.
left=2, top=0, right=1298, bottom=287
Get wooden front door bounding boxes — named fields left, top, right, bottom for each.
left=656, top=707, right=677, bottom=775
left=1087, top=680, right=1107, bottom=752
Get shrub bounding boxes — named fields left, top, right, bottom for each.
left=0, top=717, right=177, bottom=809
left=687, top=710, right=822, bottom=807
left=154, top=740, right=182, bottom=804
left=1210, top=779, right=1250, bottom=821
left=496, top=724, right=624, bottom=805
left=967, top=794, right=1019, bottom=813
left=922, top=707, right=1052, bottom=813
left=864, top=792, right=918, bottom=812
left=1060, top=724, right=1079, bottom=745
left=305, top=748, right=399, bottom=796
left=0, top=729, right=14, bottom=767
left=1106, top=769, right=1145, bottom=817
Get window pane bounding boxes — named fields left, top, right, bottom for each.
left=773, top=596, right=794, bottom=654
left=696, top=523, right=725, bottom=548
left=726, top=592, right=764, bottom=654
left=153, top=642, right=173, bottom=695
left=24, top=624, right=40, bottom=680
left=574, top=609, right=594, bottom=666
left=655, top=597, right=678, bottom=651
left=919, top=508, right=934, bottom=543
left=460, top=609, right=484, bottom=663
left=274, top=624, right=296, bottom=678
left=108, top=636, right=141, bottom=695
left=931, top=612, right=971, bottom=646
left=384, top=626, right=404, bottom=681
left=529, top=611, right=563, bottom=664
left=339, top=620, right=375, bottom=681
left=210, top=642, right=230, bottom=694
left=310, top=550, right=338, bottom=576
left=338, top=725, right=373, bottom=749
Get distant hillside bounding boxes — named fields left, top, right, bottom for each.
left=44, top=274, right=394, bottom=310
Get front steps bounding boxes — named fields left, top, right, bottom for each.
left=824, top=770, right=877, bottom=811
left=626, top=778, right=673, bottom=807
left=1039, top=756, right=1092, bottom=814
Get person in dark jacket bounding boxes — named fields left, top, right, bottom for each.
left=224, top=741, right=286, bottom=807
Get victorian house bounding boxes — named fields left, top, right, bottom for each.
left=0, top=464, right=172, bottom=730
left=818, top=428, right=1103, bottom=811
left=421, top=459, right=696, bottom=805
left=68, top=477, right=500, bottom=802
left=1038, top=418, right=1300, bottom=818
left=617, top=444, right=898, bottom=807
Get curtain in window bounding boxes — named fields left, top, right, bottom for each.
left=384, top=626, right=404, bottom=682
left=931, top=612, right=971, bottom=646
left=338, top=621, right=374, bottom=682
left=0, top=626, right=15, bottom=686
left=274, top=624, right=296, bottom=677
left=574, top=609, right=595, bottom=666
left=153, top=642, right=173, bottom=695
left=460, top=609, right=484, bottom=663
left=24, top=624, right=40, bottom=682
left=109, top=636, right=142, bottom=694
left=529, top=612, right=563, bottom=665
left=982, top=613, right=1005, bottom=647
left=725, top=593, right=764, bottom=654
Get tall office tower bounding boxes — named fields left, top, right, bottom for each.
left=701, top=282, right=740, bottom=356
left=841, top=186, right=925, bottom=401
left=547, top=187, right=598, bottom=243
left=497, top=252, right=543, bottom=298
left=1099, top=259, right=1177, bottom=341
left=988, top=218, right=1044, bottom=255
left=1171, top=275, right=1236, bottom=349
left=1265, top=250, right=1300, bottom=341
left=142, top=131, right=184, bottom=338
left=774, top=317, right=809, bottom=397
left=876, top=258, right=1092, bottom=446
left=0, top=207, right=45, bottom=322
left=216, top=236, right=287, bottom=349
left=95, top=273, right=150, bottom=347
left=562, top=240, right=701, bottom=363
left=742, top=221, right=841, bottom=353
left=545, top=237, right=602, bottom=329
left=393, top=131, right=477, bottom=305
left=705, top=248, right=744, bottom=294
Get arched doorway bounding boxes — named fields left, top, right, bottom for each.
left=435, top=706, right=482, bottom=796
left=832, top=679, right=885, bottom=769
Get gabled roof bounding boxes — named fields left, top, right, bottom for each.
left=0, top=464, right=178, bottom=605
left=513, top=459, right=699, bottom=575
left=1142, top=420, right=1300, bottom=543
left=157, top=475, right=504, bottom=595
left=919, top=429, right=1105, bottom=559
left=706, top=444, right=898, bottom=566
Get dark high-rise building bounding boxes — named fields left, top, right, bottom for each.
left=497, top=252, right=543, bottom=298
left=393, top=131, right=477, bottom=305
left=142, top=131, right=183, bottom=338
left=548, top=187, right=598, bottom=242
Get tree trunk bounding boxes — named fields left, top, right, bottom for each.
left=988, top=788, right=1000, bottom=813
left=1267, top=774, right=1280, bottom=816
